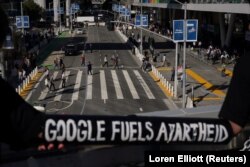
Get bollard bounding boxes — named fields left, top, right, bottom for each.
left=164, top=79, right=167, bottom=87
left=166, top=81, right=169, bottom=90
left=171, top=86, right=174, bottom=97
left=18, top=85, right=21, bottom=94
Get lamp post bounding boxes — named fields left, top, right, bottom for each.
left=175, top=0, right=187, bottom=108
left=20, top=1, right=24, bottom=34
left=140, top=0, right=143, bottom=54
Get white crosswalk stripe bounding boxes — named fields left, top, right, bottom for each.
left=37, top=69, right=157, bottom=102
left=100, top=70, right=108, bottom=99
left=111, top=70, right=124, bottom=99
left=54, top=71, right=70, bottom=101
left=122, top=70, right=140, bottom=99
left=86, top=75, right=93, bottom=99
left=38, top=71, right=59, bottom=100
left=133, top=70, right=155, bottom=99
left=72, top=70, right=83, bottom=100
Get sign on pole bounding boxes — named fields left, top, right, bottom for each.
left=186, top=19, right=198, bottom=42
left=16, top=16, right=22, bottom=28
left=173, top=20, right=184, bottom=42
left=16, top=16, right=29, bottom=29
left=135, top=15, right=148, bottom=27
left=23, top=16, right=29, bottom=28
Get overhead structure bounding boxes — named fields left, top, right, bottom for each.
left=66, top=0, right=71, bottom=27
left=53, top=0, right=59, bottom=22
left=34, top=0, right=46, bottom=9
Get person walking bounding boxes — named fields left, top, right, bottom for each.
left=221, top=63, right=226, bottom=77
left=171, top=67, right=175, bottom=81
left=61, top=71, right=66, bottom=88
left=45, top=75, right=50, bottom=91
left=103, top=55, right=108, bottom=67
left=87, top=61, right=93, bottom=75
left=49, top=75, right=56, bottom=91
left=113, top=55, right=119, bottom=69
left=81, top=53, right=85, bottom=66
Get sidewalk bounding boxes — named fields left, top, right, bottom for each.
left=116, top=27, right=234, bottom=108
left=14, top=31, right=72, bottom=100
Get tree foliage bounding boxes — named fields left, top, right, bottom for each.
left=0, top=6, right=9, bottom=47
left=23, top=0, right=45, bottom=22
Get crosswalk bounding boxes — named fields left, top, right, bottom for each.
left=36, top=69, right=158, bottom=102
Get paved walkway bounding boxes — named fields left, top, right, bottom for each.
left=120, top=28, right=235, bottom=108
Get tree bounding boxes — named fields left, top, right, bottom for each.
left=0, top=6, right=9, bottom=46
left=23, top=0, right=45, bottom=23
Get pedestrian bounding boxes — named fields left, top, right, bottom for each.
left=0, top=6, right=64, bottom=151
left=162, top=55, right=167, bottom=67
left=87, top=61, right=92, bottom=75
left=45, top=75, right=50, bottom=90
left=103, top=55, right=108, bottom=67
left=59, top=57, right=63, bottom=69
left=81, top=53, right=85, bottom=66
left=61, top=71, right=66, bottom=88
left=171, top=67, right=175, bottom=81
left=221, top=63, right=226, bottom=77
left=54, top=57, right=59, bottom=69
left=49, top=75, right=56, bottom=91
left=111, top=54, right=115, bottom=65
left=61, top=63, right=65, bottom=73
left=113, top=55, right=119, bottom=69
left=219, top=55, right=250, bottom=135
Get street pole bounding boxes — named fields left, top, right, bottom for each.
left=174, top=42, right=178, bottom=98
left=60, top=8, right=62, bottom=33
left=182, top=2, right=187, bottom=108
left=21, top=1, right=24, bottom=34
left=70, top=6, right=73, bottom=34
left=140, top=0, right=143, bottom=54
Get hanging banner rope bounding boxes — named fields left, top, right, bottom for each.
left=44, top=115, right=233, bottom=145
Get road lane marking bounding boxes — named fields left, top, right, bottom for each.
left=38, top=71, right=59, bottom=101
left=100, top=70, right=108, bottom=99
left=86, top=75, right=93, bottom=99
left=133, top=70, right=155, bottom=99
left=54, top=71, right=70, bottom=101
left=111, top=70, right=124, bottom=99
left=122, top=70, right=139, bottom=99
left=186, top=69, right=226, bottom=97
left=72, top=70, right=83, bottom=100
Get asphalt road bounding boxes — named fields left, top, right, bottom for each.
left=28, top=26, right=171, bottom=116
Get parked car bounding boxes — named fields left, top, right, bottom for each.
left=64, top=43, right=79, bottom=56
left=76, top=28, right=84, bottom=34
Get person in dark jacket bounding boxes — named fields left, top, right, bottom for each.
left=0, top=7, right=62, bottom=150
left=219, top=55, right=250, bottom=135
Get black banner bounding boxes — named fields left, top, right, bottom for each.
left=44, top=115, right=233, bottom=145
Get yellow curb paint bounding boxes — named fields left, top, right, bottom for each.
left=156, top=67, right=171, bottom=71
left=20, top=72, right=43, bottom=99
left=148, top=71, right=173, bottom=97
left=217, top=68, right=233, bottom=77
left=186, top=69, right=226, bottom=97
